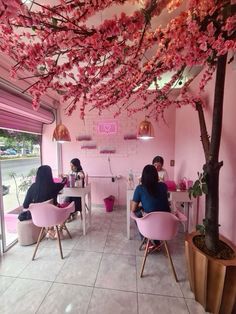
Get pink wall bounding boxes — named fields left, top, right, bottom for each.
left=175, top=58, right=236, bottom=244
left=42, top=98, right=176, bottom=207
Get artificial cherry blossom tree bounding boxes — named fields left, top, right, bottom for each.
left=0, top=0, right=235, bottom=254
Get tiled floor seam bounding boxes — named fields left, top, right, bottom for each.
left=84, top=210, right=113, bottom=313
left=35, top=281, right=54, bottom=314
left=135, top=238, right=139, bottom=314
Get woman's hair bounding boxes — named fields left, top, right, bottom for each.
left=71, top=158, right=83, bottom=172
left=152, top=155, right=164, bottom=166
left=141, top=164, right=159, bottom=197
left=33, top=165, right=54, bottom=200
left=35, top=165, right=54, bottom=185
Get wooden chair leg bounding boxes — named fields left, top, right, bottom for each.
left=40, top=229, right=47, bottom=241
left=55, top=225, right=63, bottom=259
left=163, top=241, right=178, bottom=282
left=140, top=239, right=150, bottom=277
left=63, top=223, right=72, bottom=239
left=139, top=237, right=147, bottom=251
left=32, top=227, right=45, bottom=260
left=150, top=241, right=163, bottom=254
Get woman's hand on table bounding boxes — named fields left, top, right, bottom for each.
left=60, top=174, right=68, bottom=179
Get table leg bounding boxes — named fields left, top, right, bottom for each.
left=88, top=192, right=91, bottom=228
left=183, top=202, right=190, bottom=233
left=82, top=196, right=86, bottom=235
left=127, top=200, right=130, bottom=239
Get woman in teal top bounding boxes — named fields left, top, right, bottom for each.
left=131, top=164, right=170, bottom=215
left=131, top=164, right=170, bottom=247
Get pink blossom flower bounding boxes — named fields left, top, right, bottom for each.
left=0, top=0, right=234, bottom=119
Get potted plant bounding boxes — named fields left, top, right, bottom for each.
left=0, top=1, right=235, bottom=311
left=185, top=52, right=236, bottom=313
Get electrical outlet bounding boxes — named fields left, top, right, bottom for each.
left=170, top=160, right=175, bottom=167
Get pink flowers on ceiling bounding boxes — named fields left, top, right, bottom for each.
left=0, top=0, right=235, bottom=117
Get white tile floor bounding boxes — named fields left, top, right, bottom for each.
left=0, top=207, right=210, bottom=314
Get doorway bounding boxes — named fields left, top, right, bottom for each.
left=0, top=129, right=41, bottom=252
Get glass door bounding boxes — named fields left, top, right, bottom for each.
left=0, top=129, right=41, bottom=252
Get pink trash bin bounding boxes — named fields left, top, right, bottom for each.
left=104, top=195, right=115, bottom=212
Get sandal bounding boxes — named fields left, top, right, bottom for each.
left=67, top=212, right=77, bottom=222
left=146, top=241, right=162, bottom=253
left=54, top=229, right=64, bottom=240
left=46, top=229, right=56, bottom=240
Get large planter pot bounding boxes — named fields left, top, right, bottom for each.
left=185, top=232, right=236, bottom=314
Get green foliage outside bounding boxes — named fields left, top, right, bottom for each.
left=0, top=129, right=41, bottom=155
left=8, top=169, right=37, bottom=206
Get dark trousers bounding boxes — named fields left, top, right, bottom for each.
left=65, top=197, right=82, bottom=212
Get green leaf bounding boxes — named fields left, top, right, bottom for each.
left=188, top=190, right=192, bottom=199
left=196, top=224, right=205, bottom=235
left=52, top=18, right=58, bottom=27
left=39, top=66, right=46, bottom=72
left=8, top=172, right=16, bottom=178
left=198, top=186, right=203, bottom=196
left=188, top=171, right=208, bottom=199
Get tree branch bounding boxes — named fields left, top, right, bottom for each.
left=209, top=54, right=227, bottom=162
left=195, top=101, right=210, bottom=161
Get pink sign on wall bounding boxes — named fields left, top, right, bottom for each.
left=97, top=121, right=118, bottom=134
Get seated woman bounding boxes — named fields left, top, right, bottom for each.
left=22, top=165, right=67, bottom=239
left=131, top=164, right=170, bottom=248
left=23, top=165, right=67, bottom=209
left=66, top=158, right=85, bottom=220
left=152, top=155, right=169, bottom=182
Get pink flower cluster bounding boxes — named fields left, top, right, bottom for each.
left=0, top=0, right=23, bottom=23
left=0, top=0, right=235, bottom=118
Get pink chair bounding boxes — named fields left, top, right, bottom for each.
left=131, top=211, right=184, bottom=281
left=29, top=201, right=75, bottom=260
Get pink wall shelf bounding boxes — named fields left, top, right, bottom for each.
left=124, top=134, right=137, bottom=140
left=76, top=135, right=92, bottom=141
left=100, top=149, right=116, bottom=154
left=81, top=145, right=97, bottom=149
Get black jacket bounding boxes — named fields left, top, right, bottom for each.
left=23, top=180, right=66, bottom=208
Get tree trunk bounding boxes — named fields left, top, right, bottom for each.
left=204, top=54, right=227, bottom=252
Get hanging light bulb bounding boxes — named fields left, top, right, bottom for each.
left=52, top=123, right=71, bottom=143
left=137, top=119, right=155, bottom=140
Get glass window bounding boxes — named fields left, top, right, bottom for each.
left=0, top=129, right=41, bottom=250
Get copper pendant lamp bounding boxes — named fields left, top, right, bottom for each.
left=52, top=123, right=71, bottom=143
left=137, top=119, right=155, bottom=140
